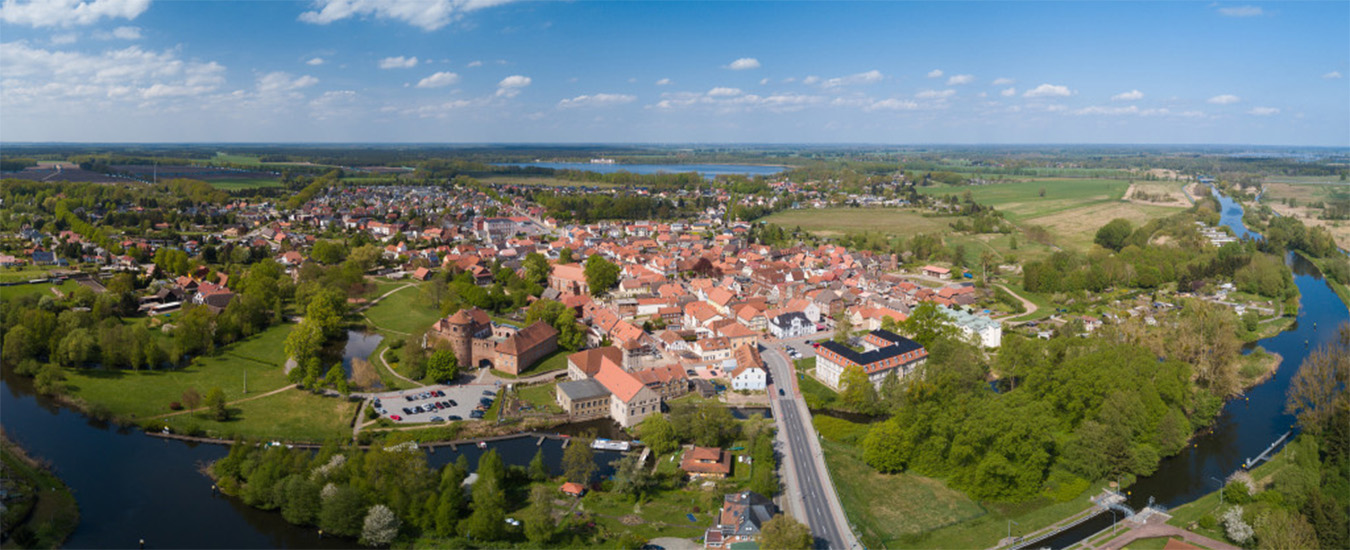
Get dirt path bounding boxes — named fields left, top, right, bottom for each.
left=147, top=384, right=298, bottom=420
left=379, top=347, right=426, bottom=388
left=993, top=283, right=1039, bottom=323
left=354, top=283, right=415, bottom=313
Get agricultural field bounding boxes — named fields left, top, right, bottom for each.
left=1260, top=181, right=1350, bottom=250
left=762, top=207, right=1058, bottom=263
left=206, top=177, right=282, bottom=190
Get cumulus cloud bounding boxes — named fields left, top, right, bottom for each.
left=306, top=57, right=325, bottom=66
left=0, top=0, right=150, bottom=28
left=257, top=71, right=318, bottom=94
left=822, top=69, right=883, bottom=88
left=915, top=89, right=956, bottom=99
left=495, top=74, right=530, bottom=97
left=651, top=90, right=824, bottom=113
left=557, top=93, right=636, bottom=108
left=1247, top=106, right=1280, bottom=116
left=93, top=25, right=141, bottom=39
left=0, top=41, right=226, bottom=105
left=655, top=77, right=671, bottom=86
left=802, top=75, right=819, bottom=85
left=1000, top=87, right=1017, bottom=97
left=1217, top=5, right=1263, bottom=17
left=379, top=55, right=418, bottom=69
left=299, top=0, right=519, bottom=31
left=725, top=57, right=760, bottom=70
left=1207, top=94, right=1240, bottom=104
left=707, top=87, right=742, bottom=97
left=50, top=33, right=77, bottom=44
left=1023, top=83, right=1073, bottom=98
left=1111, top=89, right=1144, bottom=101
left=926, top=69, right=943, bottom=78
left=992, top=77, right=1014, bottom=86
left=866, top=98, right=919, bottom=111
left=1324, top=71, right=1343, bottom=79
left=467, top=60, right=482, bottom=67
left=946, top=74, right=974, bottom=85
left=415, top=71, right=459, bottom=88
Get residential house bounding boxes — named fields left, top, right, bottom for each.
left=703, top=491, right=777, bottom=550
left=730, top=345, right=767, bottom=391
left=681, top=446, right=733, bottom=479
left=768, top=311, right=816, bottom=339
left=815, top=329, right=927, bottom=390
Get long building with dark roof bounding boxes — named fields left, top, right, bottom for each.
left=815, top=329, right=927, bottom=390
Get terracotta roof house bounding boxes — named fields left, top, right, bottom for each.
left=680, top=446, right=733, bottom=479
left=560, top=482, right=587, bottom=497
left=593, top=361, right=660, bottom=427
left=567, top=346, right=624, bottom=380
left=632, top=363, right=690, bottom=399
left=549, top=263, right=590, bottom=296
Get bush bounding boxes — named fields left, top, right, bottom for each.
left=1044, top=470, right=1090, bottom=503
left=387, top=338, right=405, bottom=350
left=169, top=401, right=184, bottom=411
left=365, top=407, right=379, bottom=420
left=1198, top=512, right=1217, bottom=530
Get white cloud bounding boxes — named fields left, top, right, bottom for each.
left=1072, top=105, right=1174, bottom=116
left=759, top=77, right=769, bottom=85
left=915, top=89, right=956, bottom=99
left=725, top=57, right=760, bottom=70
left=802, top=75, right=819, bottom=85
left=1218, top=5, right=1263, bottom=17
left=655, top=78, right=671, bottom=86
left=822, top=69, right=883, bottom=88
left=1023, top=83, right=1073, bottom=98
left=946, top=74, right=974, bottom=85
left=299, top=0, right=519, bottom=31
left=992, top=77, right=1014, bottom=86
left=0, top=41, right=226, bottom=105
left=378, top=56, right=418, bottom=69
left=105, top=25, right=141, bottom=39
left=306, top=57, right=325, bottom=66
left=415, top=71, right=459, bottom=88
left=1324, top=71, right=1343, bottom=79
left=557, top=93, right=636, bottom=108
left=50, top=33, right=77, bottom=44
left=257, top=72, right=318, bottom=94
left=926, top=69, right=943, bottom=78
left=1111, top=89, right=1144, bottom=101
left=707, top=87, right=742, bottom=97
left=495, top=74, right=530, bottom=97
left=866, top=98, right=919, bottom=111
left=651, top=90, right=824, bottom=113
left=0, top=0, right=150, bottom=28
left=467, top=60, right=482, bottom=67
left=1247, top=106, right=1280, bottom=116
left=1207, top=94, right=1240, bottom=104
left=1000, top=87, right=1017, bottom=97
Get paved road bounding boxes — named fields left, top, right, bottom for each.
left=763, top=345, right=855, bottom=550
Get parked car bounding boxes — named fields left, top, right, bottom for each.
left=390, top=415, right=402, bottom=421
left=448, top=415, right=462, bottom=421
left=404, top=395, right=414, bottom=402
left=448, top=399, right=458, bottom=407
left=470, top=410, right=485, bottom=419
left=402, top=407, right=412, bottom=415
left=430, top=416, right=444, bottom=423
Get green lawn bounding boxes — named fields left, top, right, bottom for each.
left=578, top=487, right=713, bottom=540
left=794, top=358, right=843, bottom=410
left=820, top=438, right=985, bottom=547
left=0, top=265, right=63, bottom=284
left=0, top=279, right=80, bottom=301
left=764, top=208, right=953, bottom=238
left=162, top=389, right=358, bottom=442
left=362, top=284, right=443, bottom=336
left=62, top=324, right=294, bottom=420
left=915, top=178, right=1133, bottom=220
left=516, top=381, right=562, bottom=413
left=206, top=177, right=281, bottom=190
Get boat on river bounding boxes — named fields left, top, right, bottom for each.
left=591, top=438, right=630, bottom=451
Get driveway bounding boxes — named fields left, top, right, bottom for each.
left=371, top=383, right=499, bottom=423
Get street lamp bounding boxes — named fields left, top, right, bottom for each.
left=1210, top=476, right=1225, bottom=506
left=1007, top=519, right=1019, bottom=541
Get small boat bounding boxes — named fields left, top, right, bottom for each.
left=477, top=441, right=487, bottom=449
left=590, top=438, right=631, bottom=452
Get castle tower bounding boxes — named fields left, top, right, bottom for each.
left=445, top=309, right=475, bottom=367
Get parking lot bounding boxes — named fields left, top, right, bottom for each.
left=370, top=383, right=501, bottom=424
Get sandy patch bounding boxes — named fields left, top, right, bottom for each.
left=1124, top=182, right=1192, bottom=208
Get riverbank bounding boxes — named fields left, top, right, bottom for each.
left=0, top=430, right=79, bottom=549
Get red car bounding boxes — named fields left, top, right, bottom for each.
left=390, top=415, right=402, bottom=421
left=811, top=342, right=820, bottom=348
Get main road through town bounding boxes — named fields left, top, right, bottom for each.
left=763, top=344, right=858, bottom=550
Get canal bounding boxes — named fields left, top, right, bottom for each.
left=1038, top=187, right=1350, bottom=548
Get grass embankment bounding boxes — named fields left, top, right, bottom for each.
left=0, top=431, right=79, bottom=549
left=792, top=357, right=844, bottom=411
left=361, top=284, right=442, bottom=336
left=1165, top=442, right=1298, bottom=543
left=814, top=415, right=1108, bottom=549
left=515, top=381, right=563, bottom=414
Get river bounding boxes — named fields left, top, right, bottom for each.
left=493, top=162, right=786, bottom=179
left=0, top=356, right=625, bottom=548
left=1038, top=188, right=1350, bottom=548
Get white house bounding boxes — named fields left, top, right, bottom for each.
left=768, top=312, right=816, bottom=339
left=730, top=345, right=767, bottom=391
left=938, top=306, right=1002, bottom=348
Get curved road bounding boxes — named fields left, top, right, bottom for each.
left=764, top=345, right=857, bottom=550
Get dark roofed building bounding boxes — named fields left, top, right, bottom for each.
left=556, top=378, right=610, bottom=420
left=815, top=329, right=927, bottom=391
left=703, top=491, right=777, bottom=549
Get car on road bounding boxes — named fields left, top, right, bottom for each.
left=430, top=416, right=444, bottom=423
left=778, top=388, right=785, bottom=396
left=686, top=369, right=696, bottom=376
left=390, top=415, right=402, bottom=421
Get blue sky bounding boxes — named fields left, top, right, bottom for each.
left=1, top=0, right=1347, bottom=145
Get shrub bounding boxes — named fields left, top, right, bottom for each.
left=169, top=401, right=184, bottom=411
left=1198, top=512, right=1217, bottom=530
